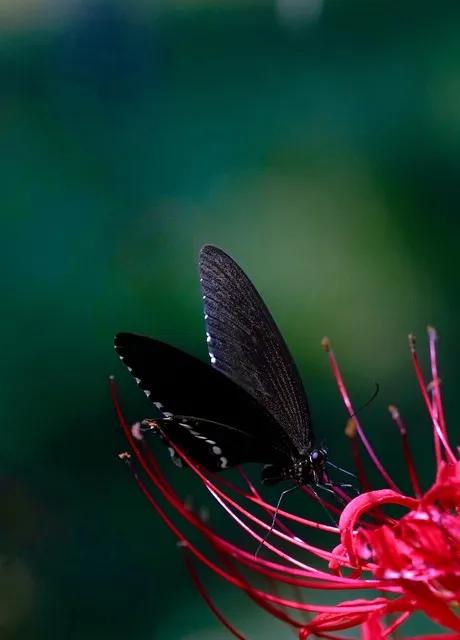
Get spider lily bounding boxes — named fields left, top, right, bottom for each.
left=111, top=327, right=459, bottom=639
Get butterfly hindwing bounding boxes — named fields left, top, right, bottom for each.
left=146, top=415, right=287, bottom=472
left=199, top=245, right=314, bottom=454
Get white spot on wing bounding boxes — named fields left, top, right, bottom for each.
left=135, top=377, right=141, bottom=384
left=212, top=446, right=222, bottom=455
left=219, top=457, right=228, bottom=469
left=154, top=402, right=163, bottom=410
left=206, top=439, right=216, bottom=445
left=144, top=390, right=151, bottom=397
left=209, top=352, right=216, bottom=365
left=206, top=332, right=211, bottom=344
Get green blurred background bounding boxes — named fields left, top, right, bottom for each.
left=2, top=0, right=460, bottom=637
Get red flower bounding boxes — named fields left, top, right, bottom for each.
left=111, top=327, right=460, bottom=639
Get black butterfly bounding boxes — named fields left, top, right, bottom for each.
left=114, top=245, right=329, bottom=486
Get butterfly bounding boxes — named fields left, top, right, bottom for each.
left=114, top=245, right=330, bottom=486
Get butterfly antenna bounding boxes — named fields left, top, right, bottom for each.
left=255, top=485, right=298, bottom=557
left=350, top=382, right=380, bottom=420
left=325, top=383, right=380, bottom=484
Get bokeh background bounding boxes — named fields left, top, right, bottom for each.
left=2, top=0, right=460, bottom=637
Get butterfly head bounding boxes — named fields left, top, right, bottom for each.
left=308, top=447, right=328, bottom=482
left=290, top=446, right=328, bottom=485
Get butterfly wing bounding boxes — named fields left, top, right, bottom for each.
left=147, top=415, right=285, bottom=471
left=114, top=332, right=290, bottom=466
left=199, top=245, right=313, bottom=454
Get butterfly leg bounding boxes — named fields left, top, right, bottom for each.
left=255, top=484, right=298, bottom=556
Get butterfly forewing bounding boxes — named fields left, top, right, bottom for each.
left=199, top=245, right=313, bottom=454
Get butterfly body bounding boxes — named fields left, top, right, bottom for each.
left=262, top=447, right=328, bottom=486
left=115, top=245, right=329, bottom=486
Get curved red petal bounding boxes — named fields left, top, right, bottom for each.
left=303, top=597, right=403, bottom=634
left=339, top=490, right=418, bottom=564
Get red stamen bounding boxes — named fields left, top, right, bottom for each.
left=111, top=378, right=394, bottom=593
left=207, top=484, right=339, bottom=570
left=345, top=422, right=394, bottom=526
left=322, top=339, right=401, bottom=492
left=113, top=383, right=372, bottom=582
left=346, top=423, right=373, bottom=493
left=185, top=454, right=340, bottom=539
left=172, top=444, right=340, bottom=540
left=408, top=334, right=456, bottom=465
left=134, top=456, right=392, bottom=614
left=428, top=326, right=449, bottom=451
left=388, top=405, right=422, bottom=499
left=138, top=445, right=387, bottom=591
left=131, top=458, right=392, bottom=616
left=217, top=548, right=302, bottom=629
